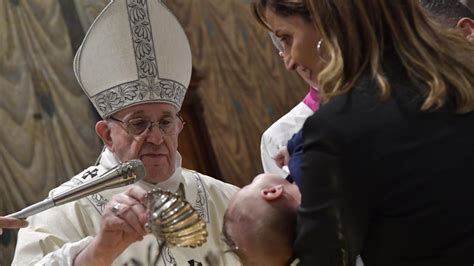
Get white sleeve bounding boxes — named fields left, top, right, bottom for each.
left=260, top=102, right=313, bottom=177
left=261, top=130, right=289, bottom=178
left=31, top=237, right=93, bottom=266
left=12, top=198, right=100, bottom=266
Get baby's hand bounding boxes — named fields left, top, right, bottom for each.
left=273, top=146, right=290, bottom=168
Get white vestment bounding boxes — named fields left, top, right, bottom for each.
left=260, top=101, right=313, bottom=177
left=13, top=149, right=240, bottom=266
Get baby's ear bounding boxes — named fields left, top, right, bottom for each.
left=456, top=17, right=474, bottom=40
left=260, top=185, right=284, bottom=201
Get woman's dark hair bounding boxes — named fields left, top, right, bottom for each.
left=252, top=0, right=311, bottom=30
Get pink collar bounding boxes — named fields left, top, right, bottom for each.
left=303, top=87, right=319, bottom=112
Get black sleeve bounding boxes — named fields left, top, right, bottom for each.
left=293, top=113, right=368, bottom=266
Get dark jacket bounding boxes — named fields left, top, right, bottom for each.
left=294, top=56, right=474, bottom=266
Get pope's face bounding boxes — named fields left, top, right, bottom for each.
left=100, top=103, right=183, bottom=183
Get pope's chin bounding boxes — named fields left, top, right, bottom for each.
left=141, top=156, right=173, bottom=183
left=144, top=167, right=173, bottom=183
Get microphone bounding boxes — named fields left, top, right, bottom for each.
left=7, top=159, right=146, bottom=219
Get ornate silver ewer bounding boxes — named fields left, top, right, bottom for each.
left=145, top=188, right=208, bottom=248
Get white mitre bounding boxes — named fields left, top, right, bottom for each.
left=74, top=0, right=192, bottom=118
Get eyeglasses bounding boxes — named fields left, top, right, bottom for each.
left=221, top=234, right=240, bottom=254
left=108, top=115, right=184, bottom=136
left=268, top=32, right=285, bottom=54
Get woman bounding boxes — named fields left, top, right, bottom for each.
left=254, top=0, right=474, bottom=265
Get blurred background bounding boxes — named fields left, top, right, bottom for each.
left=0, top=0, right=308, bottom=264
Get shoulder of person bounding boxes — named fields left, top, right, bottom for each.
left=306, top=89, right=379, bottom=143
left=303, top=74, right=391, bottom=147
left=312, top=66, right=419, bottom=123
left=305, top=70, right=427, bottom=152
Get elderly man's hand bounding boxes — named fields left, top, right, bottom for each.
left=74, top=185, right=149, bottom=266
